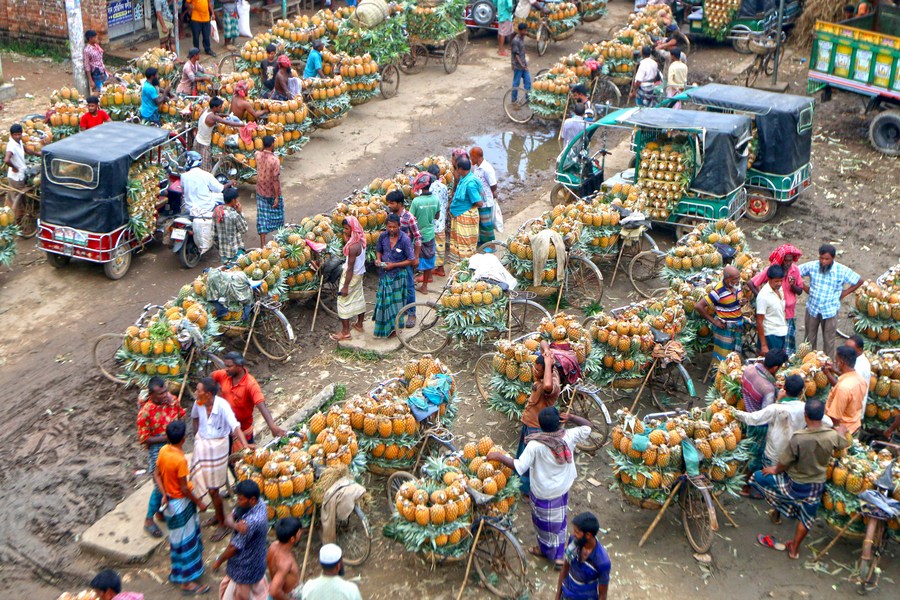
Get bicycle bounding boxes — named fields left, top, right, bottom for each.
left=0, top=164, right=41, bottom=238
left=221, top=284, right=296, bottom=362
left=743, top=35, right=777, bottom=88
left=504, top=68, right=621, bottom=125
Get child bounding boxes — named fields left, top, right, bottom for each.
left=267, top=517, right=303, bottom=600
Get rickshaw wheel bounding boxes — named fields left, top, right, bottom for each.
left=386, top=472, right=416, bottom=511
left=674, top=216, right=703, bottom=240
left=569, top=388, right=610, bottom=451
left=536, top=25, right=551, bottom=57
left=104, top=248, right=132, bottom=280
left=442, top=40, right=460, bottom=75
left=217, top=53, right=240, bottom=76
left=680, top=481, right=714, bottom=553
left=502, top=88, right=533, bottom=124
left=731, top=35, right=752, bottom=55
left=399, top=46, right=428, bottom=75
left=16, top=196, right=39, bottom=238
left=395, top=301, right=450, bottom=354
left=566, top=255, right=604, bottom=314
left=46, top=253, right=71, bottom=268
left=336, top=505, right=371, bottom=566
left=550, top=183, right=575, bottom=207
left=472, top=521, right=528, bottom=599
left=629, top=250, right=668, bottom=299
left=474, top=352, right=494, bottom=402
left=745, top=190, right=777, bottom=223
left=592, top=78, right=621, bottom=109
left=380, top=64, right=400, bottom=99
left=93, top=333, right=127, bottom=385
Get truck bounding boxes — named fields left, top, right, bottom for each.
left=685, top=0, right=802, bottom=53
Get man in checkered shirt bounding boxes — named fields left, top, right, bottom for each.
left=212, top=187, right=248, bottom=265
left=798, top=244, right=861, bottom=358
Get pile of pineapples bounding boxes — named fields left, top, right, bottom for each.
left=235, top=435, right=317, bottom=523
left=538, top=313, right=592, bottom=364
left=777, top=342, right=832, bottom=399
left=702, top=0, right=741, bottom=40
left=127, top=159, right=164, bottom=240
left=712, top=351, right=744, bottom=407
left=234, top=243, right=286, bottom=294
left=851, top=270, right=900, bottom=348
left=460, top=437, right=520, bottom=517
left=685, top=400, right=749, bottom=494
left=637, top=139, right=693, bottom=221
left=865, top=350, right=900, bottom=431
left=485, top=335, right=541, bottom=419
left=0, top=206, right=18, bottom=266
left=609, top=410, right=684, bottom=509
left=553, top=199, right=624, bottom=257
left=663, top=218, right=752, bottom=280
left=438, top=271, right=508, bottom=346
left=274, top=217, right=337, bottom=294
left=503, top=218, right=581, bottom=290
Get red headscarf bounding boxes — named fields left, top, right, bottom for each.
left=234, top=80, right=249, bottom=97
left=769, top=244, right=802, bottom=266
left=412, top=172, right=434, bottom=193
left=277, top=55, right=292, bottom=69
left=343, top=216, right=366, bottom=256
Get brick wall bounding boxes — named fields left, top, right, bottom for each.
left=0, top=0, right=110, bottom=46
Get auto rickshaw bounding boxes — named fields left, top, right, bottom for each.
left=38, top=122, right=177, bottom=280
left=661, top=83, right=814, bottom=222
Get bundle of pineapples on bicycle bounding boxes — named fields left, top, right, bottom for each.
left=406, top=0, right=466, bottom=44
left=333, top=5, right=409, bottom=68
left=864, top=351, right=900, bottom=431
left=822, top=441, right=900, bottom=538
left=336, top=52, right=381, bottom=106
left=701, top=0, right=741, bottom=40
left=413, top=155, right=455, bottom=188
left=555, top=52, right=596, bottom=84
left=636, top=136, right=695, bottom=221
left=537, top=313, right=592, bottom=366
left=662, top=219, right=751, bottom=280
left=460, top=436, right=521, bottom=516
left=579, top=0, right=608, bottom=20
left=303, top=72, right=353, bottom=127
left=594, top=40, right=638, bottom=85
left=252, top=96, right=312, bottom=153
left=117, top=299, right=219, bottom=387
left=196, top=70, right=254, bottom=97
left=332, top=189, right=388, bottom=263
left=681, top=399, right=752, bottom=496
left=234, top=434, right=317, bottom=523
left=46, top=98, right=84, bottom=140
left=554, top=196, right=623, bottom=256
left=516, top=2, right=581, bottom=38
left=212, top=118, right=289, bottom=155
left=0, top=206, right=20, bottom=267
left=438, top=263, right=510, bottom=346
left=774, top=341, right=834, bottom=400
left=485, top=334, right=542, bottom=419
left=236, top=32, right=288, bottom=76
left=273, top=217, right=336, bottom=294
left=529, top=67, right=580, bottom=120
left=134, top=47, right=180, bottom=79
left=851, top=268, right=900, bottom=348
left=503, top=216, right=581, bottom=291
left=307, top=404, right=366, bottom=474
left=127, top=158, right=165, bottom=240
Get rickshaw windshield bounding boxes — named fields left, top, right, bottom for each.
left=559, top=126, right=600, bottom=172
left=47, top=159, right=99, bottom=189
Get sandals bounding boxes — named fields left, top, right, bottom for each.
left=757, top=534, right=785, bottom=551
left=181, top=583, right=210, bottom=595
left=144, top=522, right=163, bottom=538
left=210, top=526, right=230, bottom=543
left=329, top=333, right=351, bottom=341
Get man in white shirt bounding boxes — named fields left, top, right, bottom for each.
left=756, top=264, right=788, bottom=355
left=4, top=123, right=39, bottom=221
left=180, top=150, right=231, bottom=216
left=560, top=103, right=588, bottom=150
left=666, top=49, right=688, bottom=107
left=488, top=407, right=592, bottom=567
left=630, top=46, right=660, bottom=107
left=190, top=376, right=250, bottom=542
left=470, top=146, right=498, bottom=205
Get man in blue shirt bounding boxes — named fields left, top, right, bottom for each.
left=798, top=243, right=861, bottom=358
left=558, top=512, right=610, bottom=600
left=304, top=40, right=325, bottom=79
left=213, top=480, right=269, bottom=599
left=140, top=67, right=172, bottom=126
left=447, top=156, right=483, bottom=264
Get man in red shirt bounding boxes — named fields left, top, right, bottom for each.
left=212, top=351, right=285, bottom=446
left=80, top=96, right=111, bottom=130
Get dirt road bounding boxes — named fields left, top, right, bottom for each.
left=1, top=5, right=898, bottom=598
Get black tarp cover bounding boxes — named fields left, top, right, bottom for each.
left=736, top=0, right=776, bottom=19
left=617, top=108, right=751, bottom=197
left=40, top=122, right=170, bottom=232
left=683, top=83, right=814, bottom=175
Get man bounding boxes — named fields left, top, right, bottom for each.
left=834, top=335, right=871, bottom=414
left=154, top=0, right=175, bottom=52
left=471, top=145, right=499, bottom=205
left=428, top=163, right=449, bottom=277
left=740, top=349, right=788, bottom=490
left=301, top=544, right=362, bottom=600
left=213, top=480, right=270, bottom=600
left=304, top=40, right=326, bottom=79
left=751, top=400, right=850, bottom=560
left=497, top=0, right=514, bottom=56
left=140, top=67, right=173, bottom=126
left=557, top=512, right=611, bottom=600
left=489, top=407, right=592, bottom=567
left=221, top=1, right=240, bottom=51
left=137, top=376, right=185, bottom=538
left=655, top=13, right=689, bottom=65
left=665, top=49, right=688, bottom=106
left=154, top=420, right=210, bottom=595
left=195, top=97, right=241, bottom=171
left=80, top=96, right=111, bottom=130
left=187, top=0, right=216, bottom=57
left=447, top=156, right=483, bottom=265
left=824, top=345, right=867, bottom=435
left=756, top=264, right=788, bottom=355
left=176, top=48, right=213, bottom=95
left=90, top=569, right=144, bottom=600
left=213, top=351, right=285, bottom=449
left=259, top=44, right=279, bottom=97
left=696, top=265, right=745, bottom=366
left=410, top=173, right=441, bottom=293
left=190, top=377, right=250, bottom=542
left=517, top=340, right=563, bottom=495
left=255, top=135, right=283, bottom=245
left=798, top=244, right=862, bottom=357
left=560, top=103, right=588, bottom=150
left=267, top=518, right=303, bottom=600
left=4, top=124, right=39, bottom=222
left=212, top=187, right=249, bottom=265
left=181, top=150, right=233, bottom=216
left=230, top=81, right=268, bottom=122
left=630, top=46, right=659, bottom=107
left=570, top=85, right=595, bottom=120
left=510, top=23, right=531, bottom=103
left=387, top=189, right=421, bottom=327
left=272, top=55, right=295, bottom=101
left=747, top=244, right=804, bottom=355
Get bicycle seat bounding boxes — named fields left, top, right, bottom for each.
left=650, top=327, right=671, bottom=344
left=466, top=485, right=495, bottom=506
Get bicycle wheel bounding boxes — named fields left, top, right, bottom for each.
left=212, top=156, right=238, bottom=181
left=569, top=388, right=611, bottom=452
left=442, top=40, right=460, bottom=74
left=649, top=362, right=695, bottom=411
left=472, top=520, right=528, bottom=599
left=476, top=240, right=508, bottom=262
left=503, top=88, right=533, bottom=124
left=592, top=78, right=621, bottom=109
left=336, top=504, right=372, bottom=566
left=217, top=52, right=239, bottom=75
left=536, top=25, right=551, bottom=57
left=475, top=352, right=494, bottom=402
left=386, top=471, right=416, bottom=511
left=566, top=255, right=604, bottom=315
left=629, top=250, right=667, bottom=299
left=679, top=481, right=714, bottom=553
left=16, top=194, right=39, bottom=238
left=858, top=520, right=885, bottom=593
left=745, top=57, right=763, bottom=87
left=508, top=299, right=551, bottom=336
left=395, top=302, right=450, bottom=354
left=93, top=333, right=127, bottom=385
left=194, top=350, right=225, bottom=378
left=550, top=182, right=575, bottom=207
left=399, top=45, right=428, bottom=75
left=380, top=63, right=400, bottom=99
left=251, top=306, right=295, bottom=362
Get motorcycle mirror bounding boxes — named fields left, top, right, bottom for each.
left=161, top=159, right=170, bottom=169
left=228, top=168, right=238, bottom=177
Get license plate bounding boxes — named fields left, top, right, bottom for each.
left=171, top=229, right=186, bottom=241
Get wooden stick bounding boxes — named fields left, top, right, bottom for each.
left=813, top=513, right=860, bottom=561
left=609, top=242, right=626, bottom=288
left=311, top=271, right=325, bottom=332
left=629, top=359, right=657, bottom=413
left=639, top=479, right=682, bottom=548
left=243, top=302, right=261, bottom=357
left=712, top=493, right=738, bottom=528
left=456, top=519, right=485, bottom=600
left=177, top=347, right=196, bottom=404
left=300, top=505, right=317, bottom=582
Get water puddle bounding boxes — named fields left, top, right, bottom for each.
left=468, top=130, right=561, bottom=182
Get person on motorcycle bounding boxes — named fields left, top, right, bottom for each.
left=181, top=151, right=233, bottom=216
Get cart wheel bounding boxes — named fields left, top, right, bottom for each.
left=395, top=301, right=450, bottom=354
left=550, top=183, right=575, bottom=207
left=566, top=255, right=604, bottom=315
left=869, top=110, right=900, bottom=156
left=536, top=25, right=551, bottom=57
left=503, top=88, right=533, bottom=124
left=93, top=333, right=127, bottom=385
left=508, top=299, right=551, bottom=337
left=476, top=240, right=507, bottom=262
left=731, top=35, right=751, bottom=55
left=46, top=252, right=70, bottom=268
left=650, top=362, right=695, bottom=411
left=592, top=78, right=621, bottom=109
left=104, top=247, right=132, bottom=280
left=217, top=52, right=240, bottom=75
left=386, top=472, right=416, bottom=511
left=457, top=29, right=469, bottom=54
left=212, top=157, right=238, bottom=181
left=629, top=250, right=667, bottom=299
left=474, top=352, right=494, bottom=402
left=16, top=196, right=39, bottom=238
left=674, top=216, right=703, bottom=240
left=569, top=387, right=611, bottom=452
left=198, top=55, right=219, bottom=77
left=442, top=40, right=460, bottom=75
left=745, top=190, right=777, bottom=223
left=380, top=64, right=400, bottom=99
left=251, top=306, right=295, bottom=362
left=399, top=45, right=428, bottom=75
left=336, top=504, right=371, bottom=566
left=472, top=520, right=528, bottom=599
left=196, top=351, right=226, bottom=378
left=680, top=481, right=714, bottom=553
left=178, top=236, right=202, bottom=269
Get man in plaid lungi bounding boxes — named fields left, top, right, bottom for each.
left=254, top=135, right=283, bottom=245
left=212, top=188, right=248, bottom=265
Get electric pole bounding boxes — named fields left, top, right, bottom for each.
left=65, top=0, right=90, bottom=96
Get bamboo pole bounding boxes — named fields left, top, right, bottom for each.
left=311, top=271, right=325, bottom=332
left=177, top=347, right=196, bottom=403
left=638, top=479, right=683, bottom=548
left=456, top=519, right=485, bottom=600
left=711, top=493, right=738, bottom=528
left=813, top=513, right=860, bottom=561
left=300, top=506, right=317, bottom=582
left=629, top=359, right=657, bottom=413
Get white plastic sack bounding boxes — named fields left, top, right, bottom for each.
left=237, top=0, right=252, bottom=38
left=492, top=202, right=504, bottom=233
left=193, top=217, right=215, bottom=254
left=514, top=0, right=531, bottom=20
left=350, top=0, right=390, bottom=28
left=210, top=20, right=220, bottom=44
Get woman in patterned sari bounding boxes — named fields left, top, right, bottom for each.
left=374, top=214, right=415, bottom=338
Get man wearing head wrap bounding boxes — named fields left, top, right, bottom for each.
left=748, top=244, right=805, bottom=354
left=272, top=54, right=295, bottom=101
left=331, top=216, right=367, bottom=342
left=230, top=80, right=268, bottom=122
left=301, top=544, right=361, bottom=600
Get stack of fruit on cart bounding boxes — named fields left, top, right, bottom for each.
left=234, top=436, right=317, bottom=523
left=99, top=81, right=144, bottom=120
left=258, top=97, right=312, bottom=154
left=776, top=342, right=832, bottom=399
left=332, top=190, right=388, bottom=262
left=0, top=118, right=52, bottom=155
left=211, top=118, right=287, bottom=155
left=636, top=137, right=695, bottom=221
left=339, top=53, right=382, bottom=106
left=384, top=457, right=475, bottom=559
left=661, top=216, right=750, bottom=281
left=234, top=243, right=287, bottom=295
left=502, top=216, right=582, bottom=292
left=822, top=441, right=900, bottom=540
left=485, top=335, right=541, bottom=419
left=237, top=32, right=287, bottom=76
left=711, top=351, right=744, bottom=407
left=851, top=266, right=900, bottom=349
left=596, top=40, right=637, bottom=85
left=126, top=158, right=165, bottom=240
left=406, top=0, right=466, bottom=44
left=304, top=74, right=352, bottom=129
left=554, top=52, right=595, bottom=85
left=197, top=70, right=255, bottom=97
left=529, top=66, right=579, bottom=120
left=133, top=48, right=180, bottom=83
left=686, top=400, right=752, bottom=496
left=865, top=350, right=900, bottom=432
left=307, top=405, right=366, bottom=473
left=663, top=239, right=723, bottom=280
left=0, top=206, right=19, bottom=266
left=579, top=0, right=608, bottom=21
left=115, top=299, right=219, bottom=387
left=460, top=437, right=521, bottom=516
left=700, top=0, right=742, bottom=41
left=518, top=2, right=581, bottom=39
left=156, top=95, right=194, bottom=128
left=667, top=275, right=716, bottom=355
left=609, top=410, right=684, bottom=508
left=334, top=3, right=409, bottom=67
left=274, top=216, right=336, bottom=298
left=538, top=313, right=592, bottom=366
left=46, top=88, right=84, bottom=139
left=344, top=392, right=423, bottom=474
left=437, top=264, right=510, bottom=346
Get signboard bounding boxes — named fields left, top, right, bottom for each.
left=107, top=0, right=133, bottom=28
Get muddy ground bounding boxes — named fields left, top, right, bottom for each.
left=0, top=4, right=898, bottom=598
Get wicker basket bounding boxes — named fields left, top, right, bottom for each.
left=823, top=512, right=866, bottom=541
left=611, top=377, right=643, bottom=390
left=288, top=289, right=318, bottom=301
left=219, top=324, right=248, bottom=337
left=611, top=75, right=632, bottom=86
left=525, top=284, right=562, bottom=297
left=316, top=114, right=347, bottom=130
left=366, top=463, right=405, bottom=477
left=419, top=549, right=467, bottom=564
left=621, top=491, right=663, bottom=510
left=552, top=28, right=576, bottom=41
left=749, top=38, right=776, bottom=56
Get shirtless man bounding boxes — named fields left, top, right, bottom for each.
left=230, top=81, right=268, bottom=122
left=267, top=517, right=302, bottom=600
left=272, top=55, right=294, bottom=101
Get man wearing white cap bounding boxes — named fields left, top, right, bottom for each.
left=301, top=543, right=361, bottom=600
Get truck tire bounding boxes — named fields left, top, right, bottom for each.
left=471, top=0, right=495, bottom=28
left=869, top=110, right=900, bottom=156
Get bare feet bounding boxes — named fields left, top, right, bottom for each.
left=417, top=285, right=429, bottom=294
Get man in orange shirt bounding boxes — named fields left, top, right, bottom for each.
left=80, top=96, right=111, bottom=130
left=213, top=351, right=286, bottom=447
left=825, top=345, right=867, bottom=434
left=186, top=0, right=216, bottom=57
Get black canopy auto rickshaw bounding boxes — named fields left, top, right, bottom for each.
left=38, top=122, right=176, bottom=279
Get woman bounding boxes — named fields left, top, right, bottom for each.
left=83, top=30, right=108, bottom=94
left=748, top=244, right=803, bottom=354
left=374, top=214, right=415, bottom=338
left=331, top=216, right=367, bottom=342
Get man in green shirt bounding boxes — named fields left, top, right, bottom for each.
left=751, top=399, right=849, bottom=560
left=410, top=172, right=441, bottom=293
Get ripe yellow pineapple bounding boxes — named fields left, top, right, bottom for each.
left=403, top=360, right=419, bottom=381
left=477, top=436, right=494, bottom=455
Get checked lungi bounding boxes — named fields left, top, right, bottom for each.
left=448, top=208, right=479, bottom=264
left=221, top=6, right=239, bottom=39
left=188, top=436, right=229, bottom=500
left=164, top=497, right=205, bottom=584
left=751, top=471, right=824, bottom=530
left=193, top=141, right=213, bottom=172
left=530, top=492, right=568, bottom=561
left=255, top=193, right=284, bottom=234
left=786, top=318, right=797, bottom=356
left=712, top=322, right=743, bottom=363
left=478, top=205, right=495, bottom=246
left=374, top=268, right=409, bottom=338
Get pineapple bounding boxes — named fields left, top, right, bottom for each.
left=709, top=433, right=726, bottom=455
left=477, top=436, right=494, bottom=455
left=403, top=360, right=419, bottom=381
left=415, top=505, right=430, bottom=526
left=642, top=444, right=658, bottom=466
left=519, top=366, right=533, bottom=383
left=695, top=438, right=712, bottom=459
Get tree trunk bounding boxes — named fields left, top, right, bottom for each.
left=65, top=0, right=90, bottom=97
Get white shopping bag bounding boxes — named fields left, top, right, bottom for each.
left=193, top=217, right=215, bottom=254
left=237, top=0, right=252, bottom=38
left=210, top=20, right=220, bottom=43
left=492, top=202, right=504, bottom=233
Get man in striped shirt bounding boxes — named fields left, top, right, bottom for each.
left=696, top=265, right=745, bottom=364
